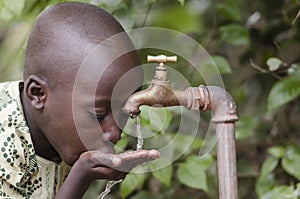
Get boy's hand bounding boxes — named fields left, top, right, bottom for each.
left=75, top=149, right=160, bottom=181
left=55, top=150, right=160, bottom=199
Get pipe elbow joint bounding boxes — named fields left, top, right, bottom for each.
left=206, top=86, right=239, bottom=123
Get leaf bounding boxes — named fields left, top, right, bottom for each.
left=201, top=55, right=232, bottom=74
left=288, top=63, right=300, bottom=75
left=115, top=134, right=129, bottom=153
left=218, top=1, right=241, bottom=22
left=260, top=185, right=294, bottom=199
left=177, top=0, right=185, bottom=6
left=267, top=74, right=300, bottom=110
left=260, top=156, right=279, bottom=179
left=267, top=57, right=282, bottom=71
left=172, top=133, right=203, bottom=157
left=113, top=8, right=135, bottom=29
left=130, top=191, right=153, bottom=199
left=295, top=183, right=300, bottom=198
left=140, top=106, right=172, bottom=133
left=0, top=0, right=25, bottom=21
left=148, top=4, right=202, bottom=33
left=149, top=157, right=173, bottom=187
left=256, top=173, right=277, bottom=198
left=235, top=115, right=257, bottom=140
left=256, top=157, right=279, bottom=197
left=220, top=24, right=250, bottom=46
left=268, top=145, right=286, bottom=159
left=120, top=171, right=147, bottom=198
left=177, top=155, right=213, bottom=192
left=282, top=145, right=300, bottom=181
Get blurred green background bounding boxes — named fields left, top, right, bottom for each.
left=1, top=0, right=300, bottom=198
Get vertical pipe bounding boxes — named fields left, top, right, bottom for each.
left=216, top=122, right=238, bottom=199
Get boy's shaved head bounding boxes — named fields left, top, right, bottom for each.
left=24, top=2, right=129, bottom=86
left=22, top=2, right=142, bottom=164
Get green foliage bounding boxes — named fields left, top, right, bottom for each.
left=267, top=57, right=282, bottom=72
left=268, top=145, right=285, bottom=159
left=201, top=55, right=232, bottom=74
left=256, top=156, right=278, bottom=197
left=1, top=0, right=300, bottom=199
left=120, top=166, right=148, bottom=198
left=218, top=0, right=241, bottom=22
left=148, top=3, right=201, bottom=33
left=177, top=0, right=185, bottom=6
left=281, top=145, right=300, bottom=181
left=139, top=106, right=172, bottom=133
left=177, top=155, right=213, bottom=192
left=0, top=0, right=25, bottom=21
left=257, top=145, right=300, bottom=199
left=149, top=157, right=173, bottom=187
left=267, top=74, right=300, bottom=110
left=235, top=115, right=257, bottom=140
left=260, top=185, right=295, bottom=199
left=219, top=24, right=250, bottom=46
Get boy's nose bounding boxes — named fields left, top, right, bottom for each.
left=103, top=126, right=121, bottom=144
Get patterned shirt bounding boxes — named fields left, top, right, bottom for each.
left=0, top=81, right=70, bottom=199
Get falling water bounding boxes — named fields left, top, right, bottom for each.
left=136, top=115, right=143, bottom=150
left=97, top=179, right=123, bottom=199
left=97, top=115, right=143, bottom=199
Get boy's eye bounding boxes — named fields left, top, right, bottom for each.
left=95, top=113, right=107, bottom=121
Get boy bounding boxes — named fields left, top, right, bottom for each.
left=0, top=2, right=160, bottom=198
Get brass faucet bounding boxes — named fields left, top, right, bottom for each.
left=122, top=55, right=211, bottom=116
left=122, top=54, right=238, bottom=122
left=122, top=54, right=239, bottom=199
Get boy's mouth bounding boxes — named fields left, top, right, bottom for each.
left=103, top=132, right=121, bottom=144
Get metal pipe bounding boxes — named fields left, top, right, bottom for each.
left=205, top=86, right=238, bottom=199
left=216, top=123, right=238, bottom=199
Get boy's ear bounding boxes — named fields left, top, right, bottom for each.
left=24, top=75, right=48, bottom=110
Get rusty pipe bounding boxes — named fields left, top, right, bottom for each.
left=216, top=122, right=238, bottom=199
left=206, top=86, right=238, bottom=199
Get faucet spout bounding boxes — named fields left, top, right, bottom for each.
left=122, top=80, right=188, bottom=115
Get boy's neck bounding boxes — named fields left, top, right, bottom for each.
left=20, top=91, right=61, bottom=163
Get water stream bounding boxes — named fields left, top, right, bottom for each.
left=97, top=115, right=143, bottom=199
left=136, top=115, right=143, bottom=151
left=97, top=179, right=123, bottom=199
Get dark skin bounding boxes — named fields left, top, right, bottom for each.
left=20, top=2, right=160, bottom=198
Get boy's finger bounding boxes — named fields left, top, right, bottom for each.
left=116, top=150, right=160, bottom=172
left=118, top=150, right=160, bottom=161
left=91, top=152, right=122, bottom=168
left=91, top=149, right=160, bottom=172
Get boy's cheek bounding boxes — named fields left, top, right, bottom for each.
left=113, top=114, right=128, bottom=131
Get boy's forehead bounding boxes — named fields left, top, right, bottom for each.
left=71, top=51, right=142, bottom=98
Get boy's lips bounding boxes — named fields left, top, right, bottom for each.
left=103, top=132, right=121, bottom=144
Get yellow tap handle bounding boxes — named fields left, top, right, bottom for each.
left=147, top=55, right=177, bottom=63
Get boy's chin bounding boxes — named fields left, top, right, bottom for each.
left=96, top=143, right=116, bottom=154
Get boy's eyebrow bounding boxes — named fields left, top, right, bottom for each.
left=94, top=96, right=111, bottom=103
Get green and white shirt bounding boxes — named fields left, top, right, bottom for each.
left=0, top=81, right=70, bottom=199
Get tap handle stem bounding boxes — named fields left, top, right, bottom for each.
left=147, top=55, right=177, bottom=63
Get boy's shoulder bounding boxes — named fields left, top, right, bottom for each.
left=0, top=80, right=25, bottom=131
left=0, top=81, right=22, bottom=107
